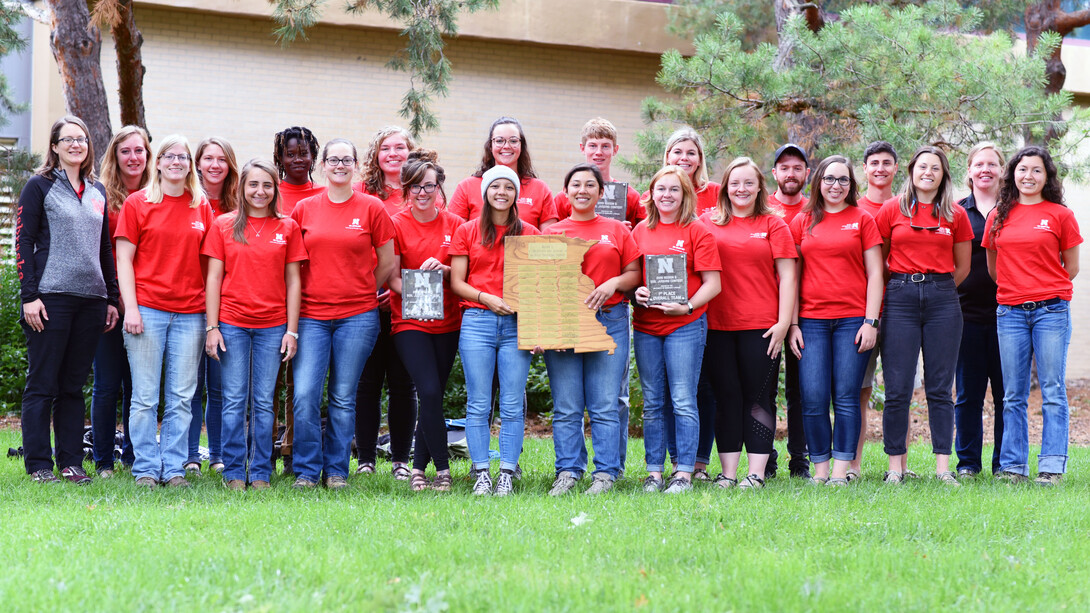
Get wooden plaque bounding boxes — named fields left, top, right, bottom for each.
left=645, top=253, right=688, bottom=305
left=401, top=269, right=444, bottom=320
left=502, top=235, right=618, bottom=354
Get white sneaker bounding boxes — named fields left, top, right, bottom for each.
left=548, top=471, right=579, bottom=496
left=494, top=470, right=515, bottom=497
left=472, top=469, right=493, bottom=496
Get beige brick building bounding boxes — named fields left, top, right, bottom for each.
left=21, top=0, right=1090, bottom=376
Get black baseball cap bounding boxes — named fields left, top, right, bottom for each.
left=773, top=143, right=809, bottom=168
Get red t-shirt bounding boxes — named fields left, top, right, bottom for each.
left=353, top=182, right=406, bottom=217
left=982, top=201, right=1083, bottom=304
left=789, top=206, right=883, bottom=319
left=279, top=181, right=327, bottom=216
left=554, top=181, right=646, bottom=225
left=448, top=220, right=541, bottom=310
left=115, top=190, right=214, bottom=314
left=448, top=176, right=558, bottom=228
left=290, top=191, right=395, bottom=320
left=631, top=219, right=721, bottom=336
left=875, top=198, right=973, bottom=274
left=641, top=181, right=722, bottom=219
left=107, top=207, right=121, bottom=258
left=700, top=213, right=796, bottom=331
left=858, top=196, right=883, bottom=219
left=202, top=214, right=308, bottom=328
left=390, top=209, right=464, bottom=335
left=768, top=193, right=809, bottom=225
left=545, top=215, right=641, bottom=308
left=208, top=198, right=225, bottom=217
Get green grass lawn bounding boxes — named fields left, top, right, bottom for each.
left=1, top=429, right=1087, bottom=612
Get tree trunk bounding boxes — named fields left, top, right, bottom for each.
left=46, top=0, right=112, bottom=171
left=774, top=0, right=826, bottom=152
left=1025, top=1, right=1090, bottom=142
left=111, top=0, right=147, bottom=136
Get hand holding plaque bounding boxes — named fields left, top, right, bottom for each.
left=644, top=253, right=688, bottom=305
left=401, top=269, right=444, bottom=320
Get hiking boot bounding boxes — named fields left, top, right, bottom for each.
left=165, top=476, right=191, bottom=488
left=472, top=469, right=493, bottom=496
left=996, top=471, right=1027, bottom=484
left=31, top=469, right=59, bottom=484
left=224, top=479, right=246, bottom=491
left=292, top=477, right=317, bottom=490
left=60, top=466, right=92, bottom=485
left=134, top=476, right=157, bottom=489
left=1035, top=472, right=1063, bottom=487
left=494, top=470, right=515, bottom=497
left=584, top=473, right=614, bottom=495
left=642, top=475, right=664, bottom=492
left=548, top=471, right=579, bottom=496
left=738, top=474, right=765, bottom=490
left=957, top=468, right=978, bottom=481
left=663, top=476, right=692, bottom=494
left=250, top=480, right=271, bottom=490
left=324, top=475, right=348, bottom=490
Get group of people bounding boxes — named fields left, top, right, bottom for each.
left=17, top=113, right=1079, bottom=495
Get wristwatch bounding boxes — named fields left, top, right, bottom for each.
left=687, top=301, right=694, bottom=315
left=206, top=325, right=219, bottom=332
left=863, top=318, right=879, bottom=328
left=286, top=331, right=299, bottom=340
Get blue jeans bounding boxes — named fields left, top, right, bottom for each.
left=880, top=277, right=962, bottom=456
left=91, top=324, right=134, bottom=469
left=217, top=323, right=286, bottom=483
left=292, top=310, right=380, bottom=482
left=955, top=319, right=1004, bottom=474
left=797, top=317, right=870, bottom=463
left=634, top=314, right=707, bottom=474
left=124, top=307, right=205, bottom=481
left=459, top=308, right=533, bottom=472
left=996, top=301, right=1071, bottom=476
left=662, top=375, right=715, bottom=466
left=187, top=354, right=223, bottom=464
left=544, top=305, right=629, bottom=478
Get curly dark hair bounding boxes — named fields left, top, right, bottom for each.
left=472, top=117, right=536, bottom=180
left=991, top=145, right=1065, bottom=240
left=272, top=126, right=319, bottom=181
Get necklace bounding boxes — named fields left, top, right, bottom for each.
left=248, top=216, right=271, bottom=237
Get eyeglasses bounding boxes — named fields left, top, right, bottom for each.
left=325, top=157, right=355, bottom=167
left=57, top=137, right=89, bottom=146
left=821, top=175, right=850, bottom=186
left=160, top=153, right=190, bottom=163
left=491, top=137, right=521, bottom=147
left=409, top=183, right=438, bottom=194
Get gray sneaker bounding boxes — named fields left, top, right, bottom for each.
left=548, top=471, right=579, bottom=496
left=472, top=469, right=493, bottom=496
left=584, top=473, right=614, bottom=495
left=663, top=476, right=693, bottom=494
left=494, top=470, right=515, bottom=497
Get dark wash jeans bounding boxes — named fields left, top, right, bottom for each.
left=881, top=276, right=962, bottom=456
left=92, top=323, right=134, bottom=469
left=954, top=320, right=1004, bottom=474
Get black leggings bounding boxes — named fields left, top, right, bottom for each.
left=393, top=330, right=459, bottom=472
left=706, top=329, right=778, bottom=454
left=356, top=311, right=418, bottom=464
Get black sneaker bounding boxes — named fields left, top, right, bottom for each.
left=60, top=466, right=92, bottom=485
left=31, top=469, right=59, bottom=483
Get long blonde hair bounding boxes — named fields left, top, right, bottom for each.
left=99, top=125, right=151, bottom=212
left=661, top=127, right=709, bottom=191
left=642, top=165, right=698, bottom=230
left=713, top=157, right=771, bottom=226
left=147, top=135, right=203, bottom=208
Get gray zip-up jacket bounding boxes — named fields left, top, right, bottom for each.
left=16, top=169, right=119, bottom=306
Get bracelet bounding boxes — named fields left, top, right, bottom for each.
left=206, top=325, right=219, bottom=332
left=790, top=323, right=799, bottom=328
left=286, top=331, right=299, bottom=340
left=477, top=291, right=483, bottom=304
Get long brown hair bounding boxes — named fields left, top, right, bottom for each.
left=362, top=126, right=416, bottom=200
left=990, top=145, right=1065, bottom=240
left=196, top=137, right=240, bottom=214
left=642, top=165, right=698, bottom=230
left=472, top=117, right=537, bottom=180
left=231, top=159, right=282, bottom=245
left=36, top=115, right=96, bottom=182
left=803, top=155, right=858, bottom=234
left=479, top=177, right=523, bottom=248
left=99, top=125, right=151, bottom=212
left=897, top=146, right=955, bottom=222
left=713, top=157, right=771, bottom=226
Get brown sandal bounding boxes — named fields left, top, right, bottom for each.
left=430, top=471, right=452, bottom=492
left=410, top=472, right=430, bottom=491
